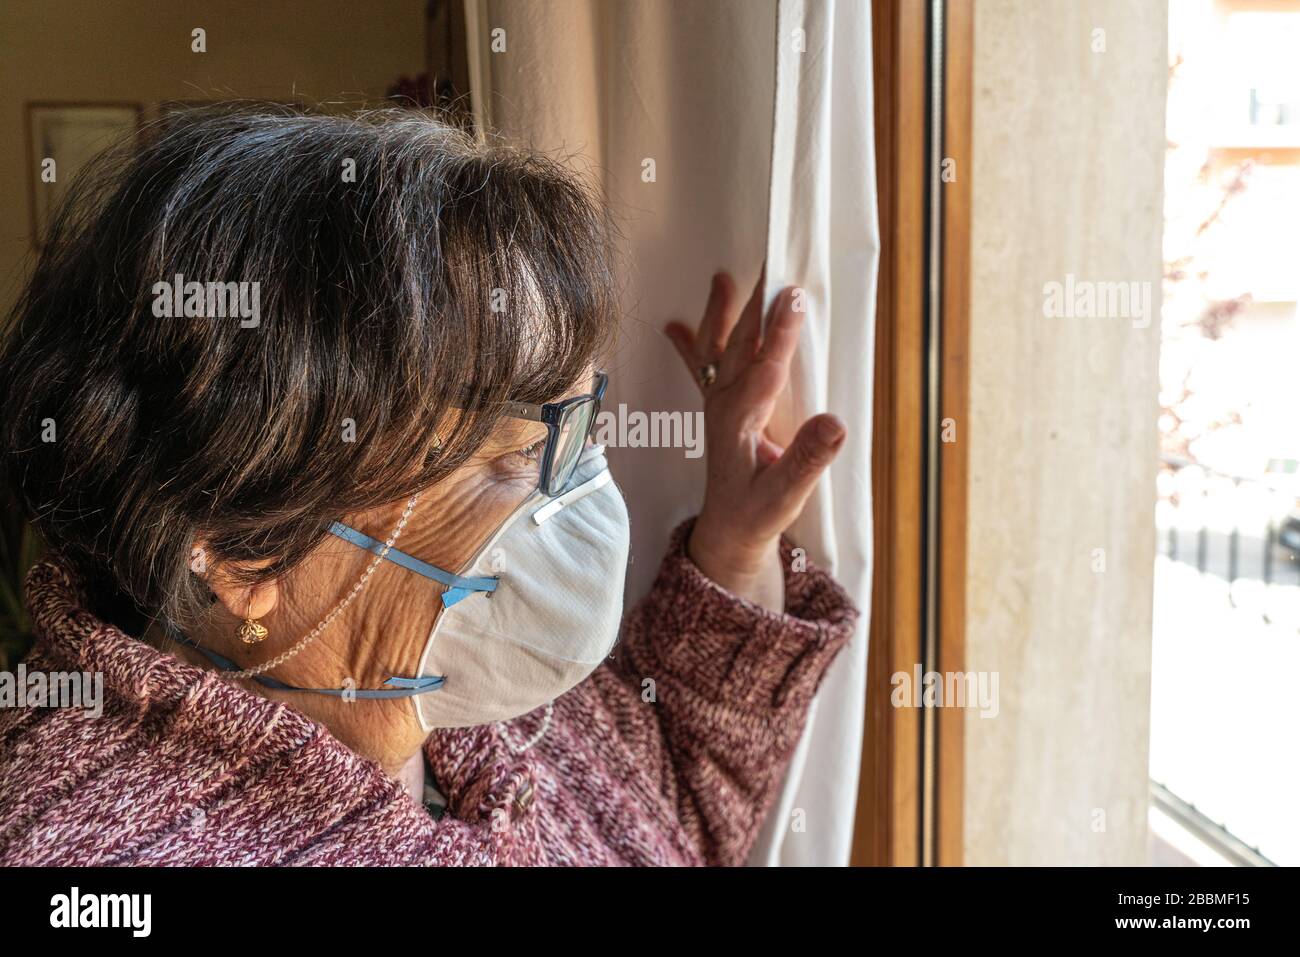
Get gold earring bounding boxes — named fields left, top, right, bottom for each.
left=236, top=596, right=269, bottom=645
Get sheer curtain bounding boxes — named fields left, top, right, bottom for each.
left=464, top=0, right=877, bottom=867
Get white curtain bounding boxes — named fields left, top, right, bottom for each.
left=464, top=0, right=877, bottom=867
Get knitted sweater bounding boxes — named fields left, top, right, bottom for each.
left=0, top=522, right=857, bottom=866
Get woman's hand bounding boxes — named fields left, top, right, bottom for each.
left=665, top=270, right=846, bottom=611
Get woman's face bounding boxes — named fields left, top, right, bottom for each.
left=234, top=370, right=593, bottom=772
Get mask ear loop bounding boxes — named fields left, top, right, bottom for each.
left=164, top=625, right=445, bottom=698
left=326, top=522, right=498, bottom=608
left=219, top=492, right=422, bottom=681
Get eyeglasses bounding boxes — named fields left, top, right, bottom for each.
left=500, top=371, right=608, bottom=497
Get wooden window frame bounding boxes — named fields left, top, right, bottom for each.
left=852, top=0, right=971, bottom=868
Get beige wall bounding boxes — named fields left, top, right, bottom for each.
left=964, top=0, right=1167, bottom=864
left=0, top=0, right=426, bottom=319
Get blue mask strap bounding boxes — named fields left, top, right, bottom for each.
left=328, top=522, right=498, bottom=608
left=164, top=626, right=445, bottom=699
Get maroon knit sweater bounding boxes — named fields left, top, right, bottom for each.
left=0, top=523, right=856, bottom=866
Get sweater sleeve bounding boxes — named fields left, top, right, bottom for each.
left=591, top=518, right=859, bottom=866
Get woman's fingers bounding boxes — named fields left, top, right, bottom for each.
left=757, top=412, right=846, bottom=515
left=665, top=272, right=744, bottom=391
left=663, top=321, right=703, bottom=389
left=730, top=287, right=804, bottom=416
left=756, top=433, right=785, bottom=467
left=720, top=267, right=766, bottom=382
left=757, top=287, right=802, bottom=367
left=664, top=320, right=697, bottom=367
left=700, top=272, right=741, bottom=357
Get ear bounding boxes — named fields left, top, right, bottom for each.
left=194, top=542, right=280, bottom=622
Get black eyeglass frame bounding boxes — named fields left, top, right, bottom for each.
left=499, top=371, right=608, bottom=497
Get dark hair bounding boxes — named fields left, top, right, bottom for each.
left=0, top=105, right=616, bottom=632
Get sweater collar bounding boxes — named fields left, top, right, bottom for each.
left=23, top=557, right=539, bottom=841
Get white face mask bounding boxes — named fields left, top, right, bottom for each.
left=327, top=445, right=629, bottom=730
left=409, top=446, right=629, bottom=730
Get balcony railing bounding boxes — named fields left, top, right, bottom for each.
left=1158, top=453, right=1300, bottom=625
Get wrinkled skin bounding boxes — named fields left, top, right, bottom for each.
left=164, top=410, right=551, bottom=778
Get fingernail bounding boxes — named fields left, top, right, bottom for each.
left=818, top=417, right=845, bottom=444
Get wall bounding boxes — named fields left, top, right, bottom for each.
left=963, top=0, right=1167, bottom=865
left=0, top=0, right=426, bottom=319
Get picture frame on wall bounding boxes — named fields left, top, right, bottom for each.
left=25, top=102, right=142, bottom=248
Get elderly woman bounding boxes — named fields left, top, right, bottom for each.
left=0, top=109, right=855, bottom=866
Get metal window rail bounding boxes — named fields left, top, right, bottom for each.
left=1158, top=453, right=1300, bottom=622
left=1150, top=779, right=1276, bottom=867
